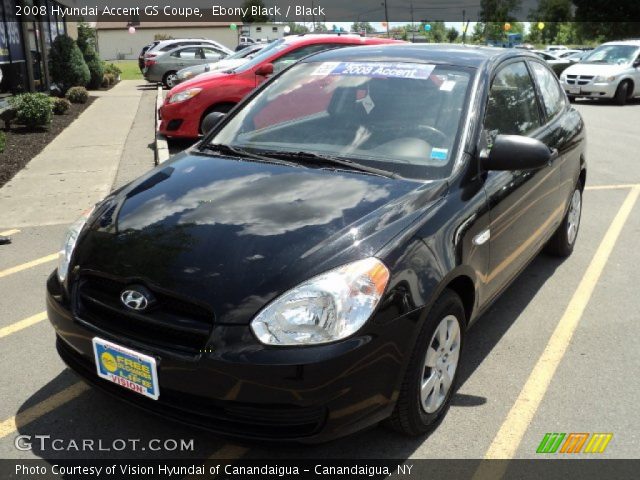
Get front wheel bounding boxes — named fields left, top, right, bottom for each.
left=546, top=181, right=582, bottom=257
left=386, top=289, right=465, bottom=436
left=614, top=81, right=630, bottom=106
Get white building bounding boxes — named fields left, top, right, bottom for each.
left=95, top=22, right=242, bottom=60
left=240, top=23, right=287, bottom=42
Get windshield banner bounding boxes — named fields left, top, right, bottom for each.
left=312, top=62, right=436, bottom=80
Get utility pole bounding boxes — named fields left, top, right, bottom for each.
left=462, top=9, right=466, bottom=44
left=382, top=0, right=389, bottom=37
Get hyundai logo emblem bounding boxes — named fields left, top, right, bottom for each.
left=120, top=289, right=149, bottom=311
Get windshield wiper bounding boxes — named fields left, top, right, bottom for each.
left=200, top=143, right=299, bottom=168
left=256, top=150, right=399, bottom=179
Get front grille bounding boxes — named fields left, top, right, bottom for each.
left=73, top=273, right=214, bottom=355
left=566, top=74, right=594, bottom=86
left=57, top=337, right=326, bottom=439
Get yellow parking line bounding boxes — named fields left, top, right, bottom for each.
left=0, top=382, right=89, bottom=439
left=0, top=253, right=58, bottom=279
left=0, top=312, right=47, bottom=339
left=0, top=229, right=20, bottom=237
left=478, top=186, right=639, bottom=467
left=585, top=183, right=640, bottom=191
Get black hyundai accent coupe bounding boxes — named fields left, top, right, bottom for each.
left=47, top=44, right=586, bottom=442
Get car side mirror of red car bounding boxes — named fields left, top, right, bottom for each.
left=255, top=63, right=274, bottom=77
left=481, top=134, right=555, bottom=171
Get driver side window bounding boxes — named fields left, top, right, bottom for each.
left=485, top=61, right=542, bottom=142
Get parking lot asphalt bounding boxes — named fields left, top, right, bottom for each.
left=0, top=99, right=638, bottom=467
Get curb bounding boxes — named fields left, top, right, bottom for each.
left=154, top=85, right=170, bottom=165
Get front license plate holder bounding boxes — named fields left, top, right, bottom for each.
left=92, top=337, right=159, bottom=400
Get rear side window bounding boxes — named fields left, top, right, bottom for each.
left=485, top=61, right=541, bottom=139
left=530, top=61, right=566, bottom=119
left=171, top=48, right=199, bottom=59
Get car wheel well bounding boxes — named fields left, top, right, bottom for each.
left=579, top=167, right=586, bottom=192
left=199, top=103, right=236, bottom=133
left=444, top=276, right=475, bottom=325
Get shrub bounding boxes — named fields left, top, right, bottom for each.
left=0, top=131, right=5, bottom=153
left=51, top=97, right=71, bottom=115
left=102, top=73, right=115, bottom=87
left=104, top=63, right=122, bottom=79
left=9, top=93, right=52, bottom=128
left=65, top=86, right=89, bottom=104
left=48, top=35, right=90, bottom=93
left=84, top=48, right=105, bottom=90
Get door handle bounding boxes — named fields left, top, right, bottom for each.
left=548, top=148, right=559, bottom=165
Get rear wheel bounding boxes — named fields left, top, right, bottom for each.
left=386, top=289, right=465, bottom=436
left=163, top=71, right=178, bottom=89
left=546, top=180, right=583, bottom=257
left=614, top=81, right=630, bottom=106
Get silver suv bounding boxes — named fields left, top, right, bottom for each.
left=560, top=40, right=640, bottom=105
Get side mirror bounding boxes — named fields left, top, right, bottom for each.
left=255, top=63, right=274, bottom=77
left=633, top=59, right=640, bottom=68
left=201, top=111, right=226, bottom=134
left=481, top=135, right=555, bottom=171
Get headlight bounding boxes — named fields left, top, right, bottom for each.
left=168, top=87, right=202, bottom=104
left=180, top=71, right=194, bottom=80
left=251, top=257, right=390, bottom=346
left=57, top=207, right=94, bottom=283
left=595, top=75, right=616, bottom=82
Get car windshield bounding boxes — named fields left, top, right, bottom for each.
left=209, top=61, right=473, bottom=179
left=232, top=39, right=286, bottom=73
left=583, top=45, right=639, bottom=64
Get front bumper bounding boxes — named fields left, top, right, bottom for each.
left=561, top=79, right=618, bottom=98
left=47, top=272, right=415, bottom=443
left=157, top=99, right=203, bottom=138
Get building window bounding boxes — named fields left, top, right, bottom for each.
left=256, top=27, right=262, bottom=32
left=272, top=27, right=278, bottom=32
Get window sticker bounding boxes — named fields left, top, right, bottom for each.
left=430, top=148, right=449, bottom=161
left=312, top=62, right=436, bottom=79
left=358, top=93, right=375, bottom=114
left=440, top=80, right=457, bottom=91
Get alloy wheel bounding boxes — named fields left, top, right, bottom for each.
left=420, top=314, right=461, bottom=414
left=567, top=188, right=582, bottom=245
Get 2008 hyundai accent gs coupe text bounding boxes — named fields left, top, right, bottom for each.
left=47, top=45, right=586, bottom=442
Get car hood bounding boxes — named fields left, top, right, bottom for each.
left=173, top=70, right=235, bottom=92
left=74, top=152, right=446, bottom=325
left=562, top=63, right=630, bottom=76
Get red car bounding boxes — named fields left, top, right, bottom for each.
left=158, top=34, right=401, bottom=139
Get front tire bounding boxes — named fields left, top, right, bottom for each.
left=546, top=180, right=583, bottom=257
left=614, top=81, right=630, bottom=106
left=386, top=289, right=465, bottom=436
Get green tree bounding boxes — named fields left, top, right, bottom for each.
left=527, top=0, right=572, bottom=44
left=48, top=35, right=90, bottom=93
left=241, top=0, right=269, bottom=23
left=420, top=21, right=447, bottom=42
left=285, top=22, right=309, bottom=35
left=573, top=0, right=640, bottom=42
left=351, top=22, right=375, bottom=34
left=479, top=0, right=522, bottom=22
left=446, top=27, right=460, bottom=43
left=313, top=23, right=328, bottom=33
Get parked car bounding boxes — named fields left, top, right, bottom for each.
left=175, top=43, right=267, bottom=85
left=560, top=40, right=640, bottom=105
left=144, top=44, right=231, bottom=88
left=555, top=49, right=582, bottom=58
left=143, top=39, right=233, bottom=70
left=138, top=41, right=160, bottom=71
left=159, top=34, right=401, bottom=138
left=546, top=45, right=568, bottom=52
left=48, top=44, right=586, bottom=442
left=564, top=50, right=593, bottom=62
left=533, top=50, right=572, bottom=75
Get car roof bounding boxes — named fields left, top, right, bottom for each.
left=302, top=43, right=536, bottom=69
left=282, top=34, right=400, bottom=46
left=602, top=40, right=640, bottom=46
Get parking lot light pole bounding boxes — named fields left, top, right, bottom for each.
left=381, top=0, right=390, bottom=37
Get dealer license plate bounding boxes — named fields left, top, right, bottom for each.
left=569, top=86, right=580, bottom=94
left=92, top=337, right=159, bottom=400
